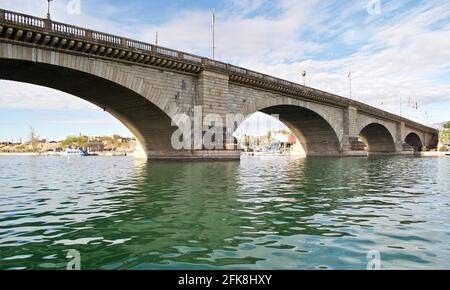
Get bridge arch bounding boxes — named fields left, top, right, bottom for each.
left=404, top=132, right=423, bottom=151
left=240, top=97, right=343, bottom=156
left=359, top=123, right=396, bottom=153
left=0, top=45, right=190, bottom=157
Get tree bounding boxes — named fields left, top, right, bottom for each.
left=439, top=121, right=450, bottom=145
left=267, top=132, right=272, bottom=144
left=29, top=126, right=41, bottom=153
left=60, top=135, right=88, bottom=149
left=244, top=135, right=250, bottom=148
left=440, top=130, right=450, bottom=144
left=444, top=121, right=450, bottom=130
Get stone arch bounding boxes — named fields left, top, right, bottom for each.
left=403, top=128, right=425, bottom=147
left=404, top=132, right=423, bottom=151
left=359, top=123, right=396, bottom=153
left=356, top=114, right=397, bottom=142
left=0, top=44, right=192, bottom=157
left=240, top=97, right=343, bottom=156
left=240, top=96, right=344, bottom=141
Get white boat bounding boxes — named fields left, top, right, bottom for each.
left=63, top=148, right=89, bottom=156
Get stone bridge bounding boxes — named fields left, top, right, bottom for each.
left=0, top=9, right=439, bottom=159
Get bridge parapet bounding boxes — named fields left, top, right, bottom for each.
left=2, top=9, right=45, bottom=28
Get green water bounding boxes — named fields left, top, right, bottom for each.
left=0, top=155, right=449, bottom=270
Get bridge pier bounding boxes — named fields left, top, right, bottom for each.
left=341, top=106, right=359, bottom=154
left=145, top=150, right=242, bottom=161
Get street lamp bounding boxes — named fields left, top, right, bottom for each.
left=301, top=70, right=306, bottom=86
left=348, top=72, right=352, bottom=100
left=46, top=0, right=53, bottom=19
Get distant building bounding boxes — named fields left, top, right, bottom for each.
left=87, top=141, right=105, bottom=152
left=272, top=131, right=297, bottom=149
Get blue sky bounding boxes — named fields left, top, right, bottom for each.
left=0, top=0, right=449, bottom=141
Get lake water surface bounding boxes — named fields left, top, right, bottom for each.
left=0, top=155, right=449, bottom=270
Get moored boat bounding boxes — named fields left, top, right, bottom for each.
left=63, top=148, right=89, bottom=156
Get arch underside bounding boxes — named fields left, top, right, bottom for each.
left=359, top=123, right=395, bottom=153
left=261, top=105, right=341, bottom=156
left=0, top=58, right=176, bottom=154
left=405, top=133, right=423, bottom=151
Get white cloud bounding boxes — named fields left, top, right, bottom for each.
left=46, top=116, right=117, bottom=125
left=0, top=81, right=98, bottom=111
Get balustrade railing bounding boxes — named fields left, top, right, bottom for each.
left=52, top=22, right=85, bottom=37
left=229, top=65, right=247, bottom=75
left=207, top=59, right=227, bottom=70
left=3, top=10, right=44, bottom=28
left=126, top=39, right=151, bottom=51
left=91, top=31, right=121, bottom=45
left=156, top=46, right=179, bottom=58
left=263, top=75, right=277, bottom=83
left=247, top=70, right=263, bottom=79
left=181, top=53, right=202, bottom=64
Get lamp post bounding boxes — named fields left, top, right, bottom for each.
left=46, top=0, right=53, bottom=19
left=302, top=70, right=306, bottom=86
left=348, top=72, right=352, bottom=100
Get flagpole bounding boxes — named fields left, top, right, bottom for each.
left=212, top=10, right=216, bottom=60
left=348, top=72, right=352, bottom=100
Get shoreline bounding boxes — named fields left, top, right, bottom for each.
left=1, top=152, right=449, bottom=158
left=0, top=152, right=134, bottom=157
left=0, top=152, right=38, bottom=156
left=421, top=151, right=450, bottom=157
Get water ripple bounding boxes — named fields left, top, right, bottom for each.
left=0, top=155, right=449, bottom=269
